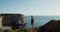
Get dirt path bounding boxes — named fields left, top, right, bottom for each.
left=25, top=28, right=38, bottom=32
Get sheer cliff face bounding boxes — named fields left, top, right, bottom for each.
left=0, top=16, right=3, bottom=28
left=38, top=20, right=60, bottom=32
left=0, top=14, right=25, bottom=26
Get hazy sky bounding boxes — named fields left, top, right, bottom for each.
left=0, top=0, right=60, bottom=16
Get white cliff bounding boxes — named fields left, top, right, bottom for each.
left=0, top=16, right=3, bottom=29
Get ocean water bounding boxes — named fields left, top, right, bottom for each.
left=25, top=16, right=60, bottom=28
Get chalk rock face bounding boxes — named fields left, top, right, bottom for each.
left=0, top=14, right=25, bottom=26
left=38, top=20, right=60, bottom=32
left=0, top=16, right=3, bottom=29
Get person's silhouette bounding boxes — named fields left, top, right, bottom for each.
left=31, top=16, right=34, bottom=28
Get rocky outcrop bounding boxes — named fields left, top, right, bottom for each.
left=38, top=20, right=60, bottom=32
left=0, top=14, right=25, bottom=26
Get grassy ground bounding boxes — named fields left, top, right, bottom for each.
left=3, top=28, right=38, bottom=32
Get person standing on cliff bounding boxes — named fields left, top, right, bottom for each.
left=31, top=16, right=34, bottom=28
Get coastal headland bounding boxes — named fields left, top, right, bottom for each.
left=0, top=14, right=60, bottom=32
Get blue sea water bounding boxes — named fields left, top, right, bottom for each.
left=24, top=16, right=60, bottom=28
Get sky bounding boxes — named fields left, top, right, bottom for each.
left=0, top=0, right=60, bottom=16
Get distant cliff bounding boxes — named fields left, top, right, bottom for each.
left=38, top=20, right=60, bottom=32
left=0, top=14, right=25, bottom=26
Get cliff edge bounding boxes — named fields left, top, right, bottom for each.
left=38, top=20, right=60, bottom=32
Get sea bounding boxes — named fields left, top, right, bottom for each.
left=25, top=16, right=60, bottom=28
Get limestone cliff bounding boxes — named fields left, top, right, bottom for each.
left=0, top=14, right=25, bottom=26
left=0, top=16, right=3, bottom=29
